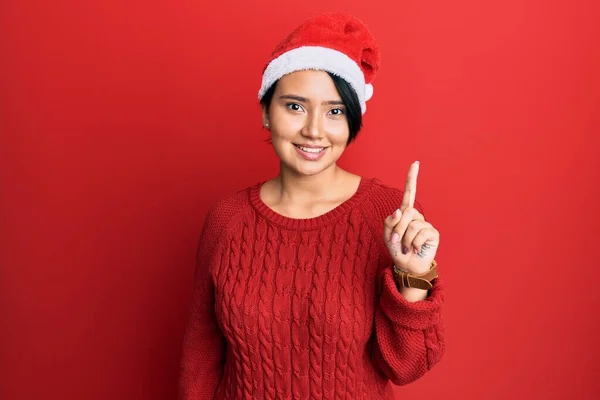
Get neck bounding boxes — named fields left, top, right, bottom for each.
left=275, top=163, right=345, bottom=203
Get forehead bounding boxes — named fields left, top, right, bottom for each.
left=275, top=70, right=341, bottom=100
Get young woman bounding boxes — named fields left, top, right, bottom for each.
left=179, top=12, right=445, bottom=400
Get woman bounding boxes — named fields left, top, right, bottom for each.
left=179, top=12, right=445, bottom=400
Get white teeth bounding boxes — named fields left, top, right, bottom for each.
left=298, top=146, right=324, bottom=153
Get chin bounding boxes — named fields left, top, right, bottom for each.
left=293, top=166, right=326, bottom=176
left=275, top=145, right=343, bottom=176
left=291, top=159, right=338, bottom=177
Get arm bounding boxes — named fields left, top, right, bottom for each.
left=371, top=254, right=445, bottom=386
left=179, top=210, right=227, bottom=399
left=398, top=281, right=430, bottom=303
left=371, top=163, right=445, bottom=384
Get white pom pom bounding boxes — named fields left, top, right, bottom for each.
left=365, top=83, right=374, bottom=101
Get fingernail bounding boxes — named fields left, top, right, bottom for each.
left=391, top=233, right=399, bottom=244
left=394, top=209, right=401, bottom=217
left=401, top=246, right=408, bottom=254
left=413, top=247, right=419, bottom=254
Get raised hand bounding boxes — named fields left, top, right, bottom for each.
left=383, top=161, right=439, bottom=275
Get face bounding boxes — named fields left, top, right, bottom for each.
left=263, top=70, right=350, bottom=177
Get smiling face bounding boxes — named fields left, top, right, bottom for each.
left=262, top=70, right=351, bottom=177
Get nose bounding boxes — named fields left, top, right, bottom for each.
left=301, top=112, right=323, bottom=140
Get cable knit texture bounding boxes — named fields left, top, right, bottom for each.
left=179, top=177, right=445, bottom=400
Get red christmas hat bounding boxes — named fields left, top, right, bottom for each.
left=258, top=13, right=380, bottom=114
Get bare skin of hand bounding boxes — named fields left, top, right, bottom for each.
left=383, top=161, right=440, bottom=280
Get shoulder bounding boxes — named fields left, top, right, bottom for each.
left=200, top=183, right=256, bottom=240
left=359, top=177, right=426, bottom=221
left=367, top=178, right=404, bottom=206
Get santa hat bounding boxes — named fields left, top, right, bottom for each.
left=258, top=13, right=380, bottom=114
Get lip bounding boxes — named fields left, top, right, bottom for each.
left=293, top=143, right=327, bottom=149
left=293, top=143, right=328, bottom=161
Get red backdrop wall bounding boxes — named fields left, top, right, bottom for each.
left=2, top=0, right=599, bottom=399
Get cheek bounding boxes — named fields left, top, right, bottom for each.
left=270, top=107, right=303, bottom=129
left=326, top=120, right=350, bottom=144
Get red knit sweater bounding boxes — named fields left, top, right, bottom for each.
left=179, top=177, right=445, bottom=400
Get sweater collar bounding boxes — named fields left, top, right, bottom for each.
left=249, top=177, right=374, bottom=230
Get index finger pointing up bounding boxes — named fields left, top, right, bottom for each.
left=401, top=161, right=419, bottom=211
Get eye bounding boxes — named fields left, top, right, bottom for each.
left=286, top=103, right=304, bottom=112
left=329, top=108, right=345, bottom=116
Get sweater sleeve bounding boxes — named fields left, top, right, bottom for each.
left=179, top=207, right=228, bottom=399
left=371, top=253, right=446, bottom=386
left=360, top=179, right=446, bottom=386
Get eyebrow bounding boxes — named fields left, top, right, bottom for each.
left=278, top=94, right=345, bottom=106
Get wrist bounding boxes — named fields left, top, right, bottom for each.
left=395, top=266, right=430, bottom=275
left=397, top=285, right=429, bottom=302
left=392, top=260, right=438, bottom=291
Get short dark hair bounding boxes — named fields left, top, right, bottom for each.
left=260, top=72, right=363, bottom=144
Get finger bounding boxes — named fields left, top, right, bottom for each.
left=401, top=220, right=432, bottom=254
left=400, top=161, right=419, bottom=211
left=383, top=208, right=402, bottom=242
left=393, top=207, right=424, bottom=253
left=411, top=228, right=439, bottom=258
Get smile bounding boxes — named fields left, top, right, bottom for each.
left=293, top=144, right=328, bottom=161
left=294, top=144, right=326, bottom=153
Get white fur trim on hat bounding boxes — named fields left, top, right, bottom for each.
left=365, top=83, right=373, bottom=101
left=258, top=46, right=372, bottom=114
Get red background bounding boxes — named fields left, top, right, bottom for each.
left=2, top=0, right=599, bottom=399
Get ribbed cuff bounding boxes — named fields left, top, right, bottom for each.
left=379, top=268, right=445, bottom=330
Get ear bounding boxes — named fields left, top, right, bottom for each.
left=261, top=105, right=270, bottom=129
